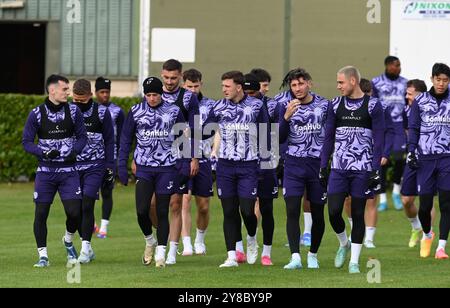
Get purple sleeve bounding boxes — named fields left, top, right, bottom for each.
left=371, top=81, right=379, bottom=99
left=22, top=111, right=43, bottom=158
left=73, top=108, right=88, bottom=154
left=408, top=100, right=420, bottom=153
left=116, top=109, right=125, bottom=152
left=278, top=103, right=289, bottom=144
left=383, top=109, right=395, bottom=158
left=102, top=109, right=115, bottom=170
left=188, top=94, right=200, bottom=132
left=320, top=101, right=337, bottom=168
left=118, top=110, right=136, bottom=168
left=371, top=101, right=385, bottom=171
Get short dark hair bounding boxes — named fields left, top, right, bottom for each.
left=432, top=63, right=450, bottom=78
left=221, top=71, right=245, bottom=86
left=250, top=68, right=272, bottom=83
left=73, top=79, right=92, bottom=96
left=163, top=59, right=183, bottom=72
left=183, top=69, right=203, bottom=83
left=281, top=68, right=312, bottom=89
left=360, top=78, right=372, bottom=95
left=385, top=56, right=400, bottom=66
left=407, top=79, right=428, bottom=93
left=45, top=74, right=69, bottom=94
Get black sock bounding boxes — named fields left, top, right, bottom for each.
left=101, top=185, right=113, bottom=221
left=350, top=198, right=367, bottom=244
left=80, top=196, right=96, bottom=242
left=285, top=196, right=301, bottom=254
left=259, top=198, right=275, bottom=246
left=328, top=193, right=347, bottom=234
left=310, top=202, right=325, bottom=254
left=239, top=198, right=257, bottom=237
left=221, top=197, right=240, bottom=252
left=419, top=194, right=434, bottom=235
left=34, top=203, right=51, bottom=248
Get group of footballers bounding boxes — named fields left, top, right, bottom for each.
left=23, top=57, right=450, bottom=274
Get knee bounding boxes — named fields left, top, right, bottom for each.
left=197, top=202, right=209, bottom=216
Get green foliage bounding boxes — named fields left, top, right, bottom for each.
left=0, top=94, right=140, bottom=182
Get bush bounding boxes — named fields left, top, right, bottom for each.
left=0, top=94, right=140, bottom=182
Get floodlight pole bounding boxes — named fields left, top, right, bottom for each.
left=138, top=0, right=151, bottom=97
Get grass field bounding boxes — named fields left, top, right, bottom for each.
left=1, top=183, right=449, bottom=288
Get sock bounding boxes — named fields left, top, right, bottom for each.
left=409, top=216, right=422, bottom=231
left=438, top=240, right=447, bottom=251
left=422, top=232, right=433, bottom=240
left=195, top=228, right=207, bottom=244
left=308, top=252, right=317, bottom=258
left=183, top=236, right=192, bottom=249
left=336, top=231, right=349, bottom=248
left=380, top=193, right=387, bottom=204
left=393, top=184, right=401, bottom=195
left=100, top=219, right=109, bottom=234
left=156, top=246, right=166, bottom=261
left=145, top=234, right=157, bottom=247
left=168, top=241, right=178, bottom=257
left=236, top=241, right=244, bottom=253
left=64, top=230, right=74, bottom=244
left=81, top=241, right=91, bottom=254
left=292, top=253, right=301, bottom=261
left=262, top=245, right=272, bottom=258
left=348, top=218, right=353, bottom=230
left=365, top=227, right=376, bottom=242
left=304, top=212, right=312, bottom=234
left=247, top=235, right=256, bottom=245
left=350, top=243, right=362, bottom=264
left=228, top=250, right=236, bottom=261
left=38, top=247, right=48, bottom=259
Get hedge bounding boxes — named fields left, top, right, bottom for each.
left=0, top=94, right=141, bottom=182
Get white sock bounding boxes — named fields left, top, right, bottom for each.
left=380, top=193, right=387, bottom=204
left=308, top=252, right=317, bottom=258
left=409, top=216, right=422, bottom=231
left=422, top=231, right=433, bottom=240
left=144, top=234, right=157, bottom=247
left=64, top=231, right=74, bottom=244
left=336, top=231, right=349, bottom=247
left=348, top=218, right=353, bottom=230
left=228, top=250, right=236, bottom=261
left=393, top=184, right=401, bottom=195
left=236, top=241, right=244, bottom=253
left=168, top=242, right=178, bottom=257
left=365, top=227, right=376, bottom=242
left=38, top=247, right=48, bottom=259
left=292, top=253, right=301, bottom=261
left=304, top=212, right=312, bottom=234
left=195, top=229, right=207, bottom=244
left=438, top=240, right=447, bottom=251
left=156, top=246, right=166, bottom=261
left=247, top=235, right=256, bottom=245
left=100, top=219, right=109, bottom=233
left=183, top=236, right=192, bottom=249
left=350, top=243, right=362, bottom=265
left=81, top=241, right=91, bottom=254
left=262, top=245, right=272, bottom=257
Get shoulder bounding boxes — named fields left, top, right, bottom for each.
left=372, top=74, right=384, bottom=85
left=273, top=91, right=291, bottom=105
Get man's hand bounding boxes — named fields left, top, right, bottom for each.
left=367, top=170, right=381, bottom=191
left=406, top=152, right=419, bottom=170
left=284, top=99, right=301, bottom=121
left=190, top=158, right=199, bottom=177
left=43, top=149, right=60, bottom=160
left=118, top=166, right=128, bottom=186
left=319, top=168, right=329, bottom=188
left=103, top=168, right=115, bottom=187
left=381, top=157, right=389, bottom=167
